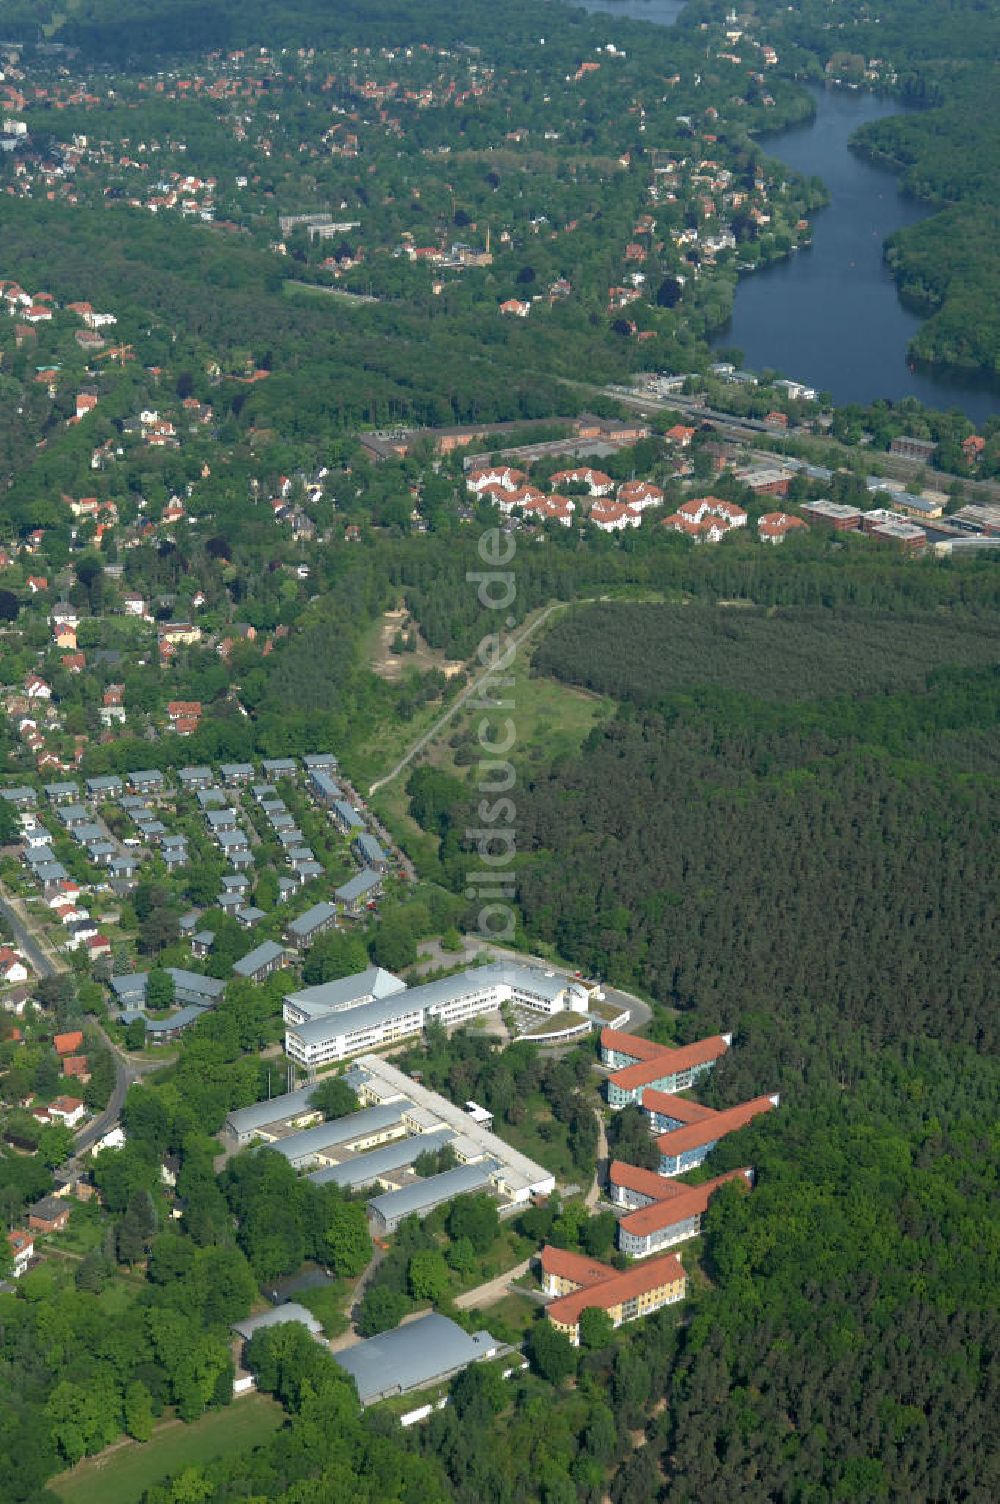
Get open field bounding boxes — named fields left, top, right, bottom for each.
left=52, top=1395, right=284, bottom=1504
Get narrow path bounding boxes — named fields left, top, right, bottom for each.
left=454, top=1257, right=533, bottom=1310
left=586, top=1108, right=609, bottom=1211
left=368, top=600, right=588, bottom=796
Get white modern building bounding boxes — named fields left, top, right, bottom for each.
left=283, top=961, right=590, bottom=1071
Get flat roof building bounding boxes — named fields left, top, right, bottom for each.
left=284, top=962, right=589, bottom=1070
left=266, top=1102, right=407, bottom=1169
left=307, top=1127, right=455, bottom=1192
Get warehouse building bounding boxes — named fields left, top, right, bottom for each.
left=306, top=1127, right=455, bottom=1192
left=333, top=1313, right=500, bottom=1405
left=267, top=1102, right=408, bottom=1170
left=368, top=1160, right=498, bottom=1234
left=225, top=1084, right=331, bottom=1146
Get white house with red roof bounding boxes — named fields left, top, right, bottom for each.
left=590, top=500, right=641, bottom=533
left=550, top=467, right=615, bottom=497
left=617, top=480, right=663, bottom=510
left=757, top=511, right=808, bottom=544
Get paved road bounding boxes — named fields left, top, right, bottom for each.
left=368, top=600, right=588, bottom=797
left=0, top=879, right=154, bottom=1162
left=0, top=882, right=65, bottom=978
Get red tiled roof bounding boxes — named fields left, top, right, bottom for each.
left=656, top=1095, right=777, bottom=1156
left=618, top=1168, right=752, bottom=1237
left=546, top=1251, right=685, bottom=1326
left=539, top=1246, right=616, bottom=1289
left=600, top=1028, right=668, bottom=1063
left=641, top=1089, right=719, bottom=1124
left=53, top=1030, right=83, bottom=1056
left=609, top=1034, right=730, bottom=1090
left=609, top=1160, right=687, bottom=1202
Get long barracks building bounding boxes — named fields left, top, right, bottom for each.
left=601, top=1028, right=732, bottom=1107
left=611, top=1163, right=753, bottom=1258
left=656, top=1094, right=779, bottom=1175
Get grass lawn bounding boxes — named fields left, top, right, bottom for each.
left=52, top=1394, right=284, bottom=1504
left=480, top=1290, right=539, bottom=1340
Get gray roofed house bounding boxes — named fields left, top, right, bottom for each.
left=110, top=854, right=140, bottom=879
left=74, top=822, right=105, bottom=843
left=288, top=846, right=315, bottom=866
left=191, top=930, right=215, bottom=958
left=264, top=1102, right=406, bottom=1168
left=331, top=800, right=364, bottom=834
left=129, top=770, right=165, bottom=791
left=333, top=1313, right=499, bottom=1405
left=335, top=868, right=383, bottom=913
left=252, top=784, right=275, bottom=802
left=143, top=1003, right=214, bottom=1041
left=221, top=873, right=251, bottom=892
left=139, top=822, right=168, bottom=841
left=44, top=781, right=80, bottom=804
left=217, top=827, right=249, bottom=848
left=218, top=891, right=244, bottom=913
left=35, top=862, right=69, bottom=884
left=177, top=766, right=214, bottom=789
left=86, top=841, right=117, bottom=864
left=303, top=753, right=338, bottom=772
left=0, top=787, right=38, bottom=808
left=352, top=832, right=387, bottom=871
left=197, top=787, right=229, bottom=809
left=262, top=758, right=297, bottom=777
left=277, top=827, right=304, bottom=847
left=110, top=969, right=225, bottom=1010
left=308, top=1127, right=455, bottom=1192
left=232, top=939, right=287, bottom=982
left=86, top=775, right=122, bottom=797
left=206, top=807, right=237, bottom=830
left=236, top=906, right=266, bottom=929
left=271, top=812, right=295, bottom=831
left=120, top=795, right=149, bottom=813
left=309, top=769, right=341, bottom=805
left=287, top=901, right=337, bottom=948
left=367, top=1160, right=497, bottom=1233
left=220, top=762, right=254, bottom=784
left=179, top=911, right=200, bottom=935
left=161, top=833, right=187, bottom=851
left=26, top=846, right=56, bottom=868
left=232, top=1303, right=323, bottom=1342
left=293, top=861, right=323, bottom=883
left=58, top=804, right=90, bottom=827
left=277, top=877, right=297, bottom=902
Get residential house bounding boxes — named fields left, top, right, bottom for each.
left=7, top=1229, right=33, bottom=1277
left=232, top=940, right=287, bottom=983
left=28, top=1195, right=71, bottom=1234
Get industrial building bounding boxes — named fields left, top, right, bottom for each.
left=283, top=961, right=591, bottom=1069
left=368, top=1160, right=498, bottom=1234
left=333, top=1313, right=500, bottom=1405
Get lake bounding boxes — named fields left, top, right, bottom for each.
left=574, top=0, right=1000, bottom=420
